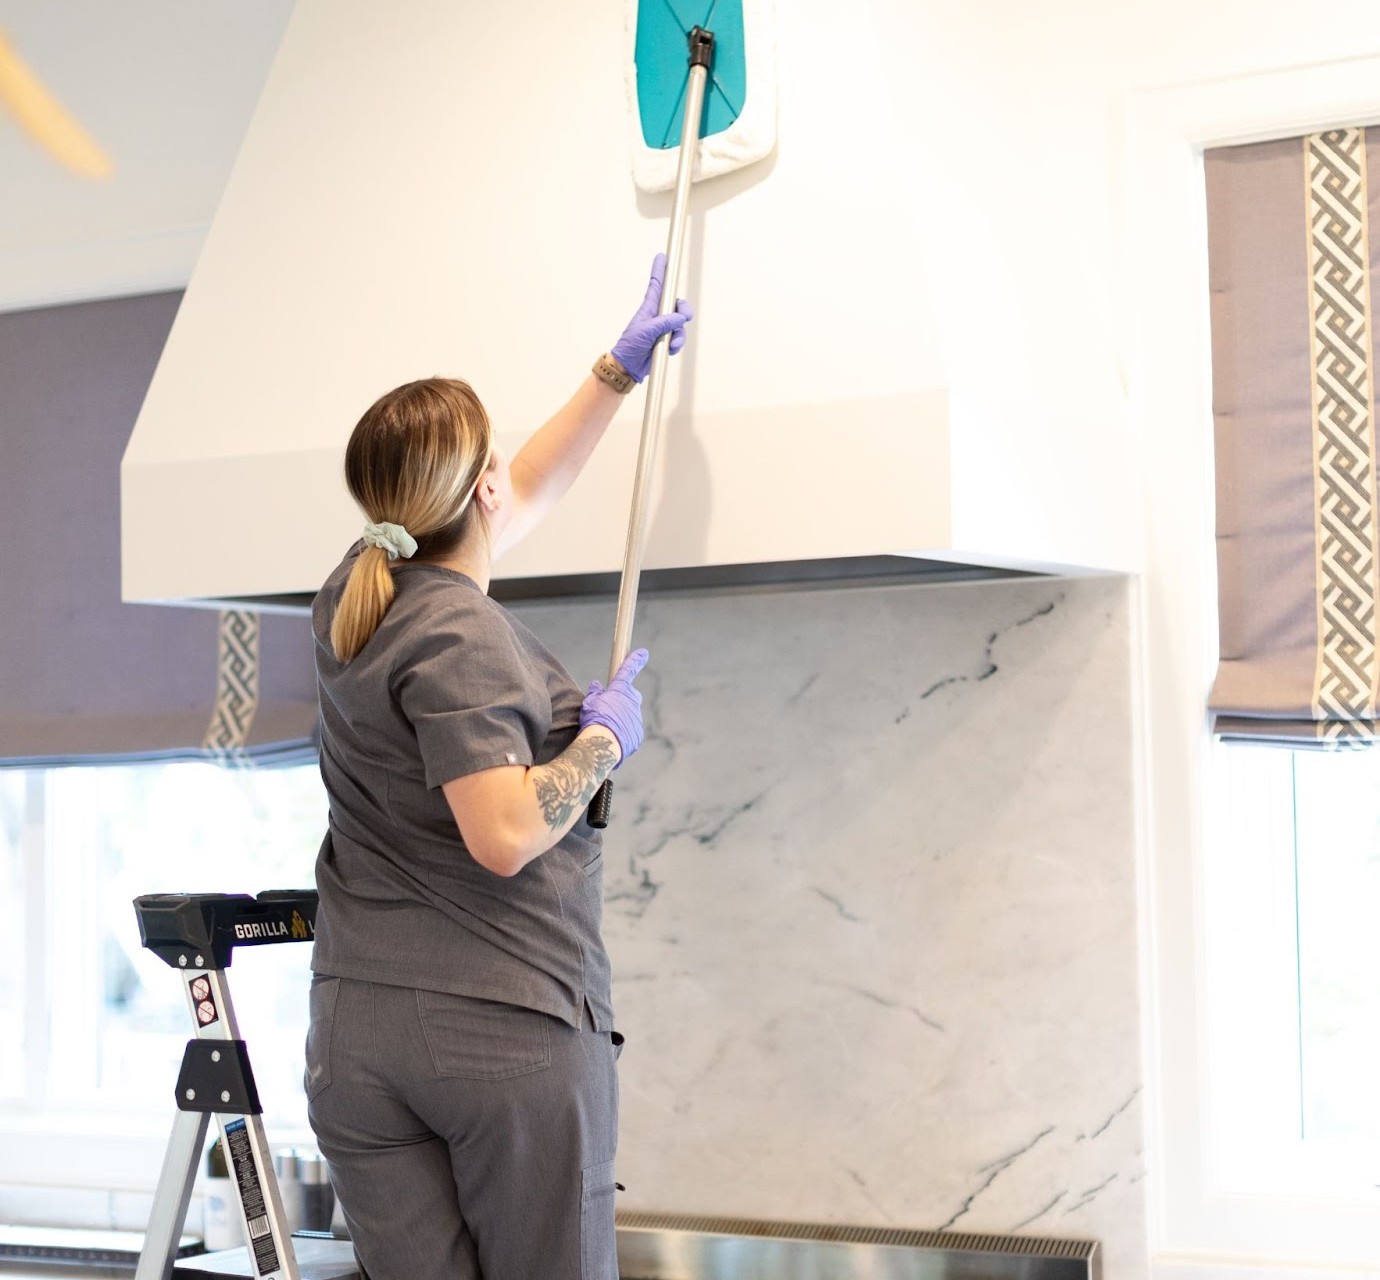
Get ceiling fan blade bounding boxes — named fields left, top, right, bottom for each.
left=0, top=28, right=112, bottom=179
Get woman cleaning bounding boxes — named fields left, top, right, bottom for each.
left=304, top=257, right=693, bottom=1280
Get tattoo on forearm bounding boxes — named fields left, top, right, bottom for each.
left=534, top=736, right=619, bottom=830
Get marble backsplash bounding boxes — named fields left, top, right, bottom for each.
left=511, top=573, right=1147, bottom=1280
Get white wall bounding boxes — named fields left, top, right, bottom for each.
left=0, top=0, right=295, bottom=311
left=122, top=0, right=1380, bottom=603
left=122, top=0, right=1153, bottom=605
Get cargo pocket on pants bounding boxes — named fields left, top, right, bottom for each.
left=303, top=976, right=340, bottom=1101
left=580, top=1159, right=618, bottom=1280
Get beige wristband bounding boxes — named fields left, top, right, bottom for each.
left=592, top=352, right=636, bottom=394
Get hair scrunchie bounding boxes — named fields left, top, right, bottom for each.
left=362, top=520, right=418, bottom=561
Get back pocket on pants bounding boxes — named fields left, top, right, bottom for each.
left=416, top=990, right=551, bottom=1081
left=580, top=1159, right=618, bottom=1280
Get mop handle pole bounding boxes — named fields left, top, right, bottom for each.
left=589, top=28, right=713, bottom=830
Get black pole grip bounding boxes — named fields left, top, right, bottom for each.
left=588, top=779, right=613, bottom=829
left=688, top=26, right=715, bottom=69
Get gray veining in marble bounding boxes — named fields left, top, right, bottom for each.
left=511, top=574, right=1145, bottom=1280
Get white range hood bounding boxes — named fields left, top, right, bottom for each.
left=121, top=0, right=1138, bottom=608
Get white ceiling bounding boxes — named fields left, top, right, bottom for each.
left=0, top=0, right=295, bottom=313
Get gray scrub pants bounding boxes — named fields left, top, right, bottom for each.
left=304, top=976, right=621, bottom=1280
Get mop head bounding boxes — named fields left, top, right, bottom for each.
left=625, top=0, right=777, bottom=193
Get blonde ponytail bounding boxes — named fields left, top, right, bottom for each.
left=330, top=544, right=396, bottom=663
left=330, top=377, right=493, bottom=663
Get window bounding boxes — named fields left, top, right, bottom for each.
left=0, top=774, right=27, bottom=1098
left=1, top=762, right=326, bottom=1138
left=1207, top=743, right=1380, bottom=1199
left=1293, top=751, right=1380, bottom=1150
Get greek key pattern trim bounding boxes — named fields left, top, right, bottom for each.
left=203, top=610, right=260, bottom=759
left=1305, top=127, right=1380, bottom=736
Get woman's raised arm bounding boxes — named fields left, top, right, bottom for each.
left=496, top=256, right=693, bottom=554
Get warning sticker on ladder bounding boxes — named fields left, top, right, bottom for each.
left=224, top=1119, right=281, bottom=1278
left=188, top=975, right=220, bottom=1027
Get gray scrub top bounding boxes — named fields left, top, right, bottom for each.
left=309, top=545, right=613, bottom=1032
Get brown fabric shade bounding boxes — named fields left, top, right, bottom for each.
left=0, top=292, right=317, bottom=767
left=1206, top=128, right=1380, bottom=747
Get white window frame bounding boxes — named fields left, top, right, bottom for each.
left=1126, top=53, right=1380, bottom=1269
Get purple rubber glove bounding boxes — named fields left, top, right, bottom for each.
left=610, top=255, right=695, bottom=382
left=580, top=648, right=650, bottom=766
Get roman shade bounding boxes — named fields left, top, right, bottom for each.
left=0, top=292, right=317, bottom=767
left=1206, top=127, right=1380, bottom=746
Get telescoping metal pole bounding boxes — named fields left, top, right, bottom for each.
left=589, top=25, right=713, bottom=829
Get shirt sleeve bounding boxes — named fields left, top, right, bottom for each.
left=393, top=603, right=551, bottom=788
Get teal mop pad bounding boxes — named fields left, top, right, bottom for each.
left=626, top=0, right=777, bottom=192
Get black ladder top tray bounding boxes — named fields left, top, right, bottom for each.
left=133, top=891, right=318, bottom=970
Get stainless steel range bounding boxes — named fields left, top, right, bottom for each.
left=615, top=1211, right=1101, bottom=1280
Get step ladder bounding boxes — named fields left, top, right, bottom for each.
left=131, top=891, right=359, bottom=1280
